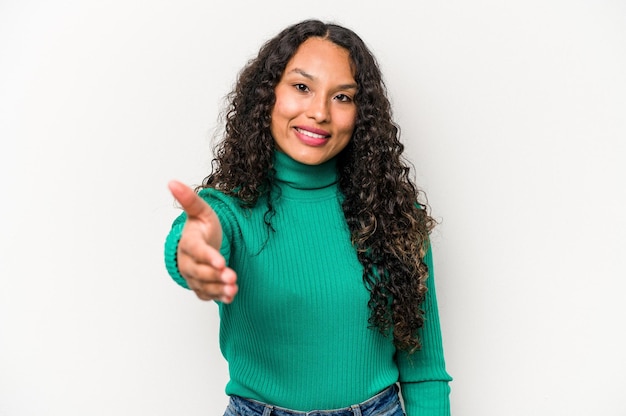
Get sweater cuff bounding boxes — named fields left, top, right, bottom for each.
left=164, top=222, right=190, bottom=289
left=401, top=380, right=451, bottom=416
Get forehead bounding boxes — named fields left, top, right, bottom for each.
left=285, top=37, right=355, bottom=77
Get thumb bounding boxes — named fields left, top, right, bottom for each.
left=168, top=180, right=212, bottom=220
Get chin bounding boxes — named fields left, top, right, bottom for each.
left=295, top=154, right=328, bottom=165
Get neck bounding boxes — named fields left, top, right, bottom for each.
left=272, top=151, right=339, bottom=198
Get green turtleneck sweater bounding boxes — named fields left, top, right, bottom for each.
left=164, top=151, right=452, bottom=415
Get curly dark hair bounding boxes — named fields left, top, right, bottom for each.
left=201, top=19, right=436, bottom=353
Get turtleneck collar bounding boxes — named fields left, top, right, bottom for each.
left=273, top=151, right=339, bottom=199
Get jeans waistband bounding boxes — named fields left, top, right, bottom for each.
left=228, top=384, right=400, bottom=416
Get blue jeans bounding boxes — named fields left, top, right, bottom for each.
left=223, top=384, right=405, bottom=416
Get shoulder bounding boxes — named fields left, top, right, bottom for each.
left=196, top=187, right=269, bottom=233
left=197, top=187, right=246, bottom=224
left=198, top=187, right=239, bottom=207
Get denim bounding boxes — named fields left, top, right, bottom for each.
left=223, top=384, right=404, bottom=416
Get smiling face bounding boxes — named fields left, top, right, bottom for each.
left=270, top=37, right=358, bottom=165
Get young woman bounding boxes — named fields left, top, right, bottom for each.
left=164, top=19, right=452, bottom=416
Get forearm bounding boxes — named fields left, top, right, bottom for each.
left=397, top=246, right=452, bottom=415
left=164, top=218, right=190, bottom=289
left=401, top=380, right=451, bottom=416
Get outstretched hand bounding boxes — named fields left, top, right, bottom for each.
left=168, top=180, right=238, bottom=303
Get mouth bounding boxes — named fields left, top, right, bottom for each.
left=295, top=127, right=330, bottom=140
left=293, top=127, right=331, bottom=147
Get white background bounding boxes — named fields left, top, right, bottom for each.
left=1, top=1, right=625, bottom=415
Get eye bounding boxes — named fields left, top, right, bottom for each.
left=335, top=93, right=353, bottom=103
left=294, top=83, right=309, bottom=92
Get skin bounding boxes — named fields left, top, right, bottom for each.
left=168, top=180, right=238, bottom=303
left=169, top=37, right=358, bottom=302
left=271, top=37, right=357, bottom=165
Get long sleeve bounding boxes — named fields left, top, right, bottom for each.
left=162, top=152, right=451, bottom=411
left=163, top=212, right=190, bottom=289
left=397, top=247, right=452, bottom=416
left=163, top=191, right=236, bottom=290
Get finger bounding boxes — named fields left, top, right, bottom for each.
left=220, top=267, right=237, bottom=285
left=178, top=237, right=226, bottom=270
left=188, top=271, right=238, bottom=302
left=217, top=268, right=238, bottom=303
left=181, top=259, right=228, bottom=284
left=189, top=281, right=229, bottom=300
left=219, top=283, right=238, bottom=303
left=168, top=180, right=213, bottom=220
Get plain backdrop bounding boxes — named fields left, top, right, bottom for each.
left=1, top=1, right=625, bottom=415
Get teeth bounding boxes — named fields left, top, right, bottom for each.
left=297, top=128, right=326, bottom=139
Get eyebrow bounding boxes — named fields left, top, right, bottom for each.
left=288, top=68, right=358, bottom=90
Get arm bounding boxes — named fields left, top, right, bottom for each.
left=397, top=247, right=452, bottom=416
left=163, top=180, right=238, bottom=303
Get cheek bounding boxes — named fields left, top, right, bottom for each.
left=338, top=112, right=357, bottom=135
left=272, top=99, right=299, bottom=122
left=272, top=88, right=300, bottom=121
left=270, top=104, right=288, bottom=136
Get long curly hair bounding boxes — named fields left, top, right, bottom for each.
left=201, top=19, right=436, bottom=352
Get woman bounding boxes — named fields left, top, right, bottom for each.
left=164, top=19, right=452, bottom=416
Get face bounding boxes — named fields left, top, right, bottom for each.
left=270, top=37, right=358, bottom=165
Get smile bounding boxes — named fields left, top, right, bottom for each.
left=295, top=127, right=329, bottom=139
left=294, top=127, right=330, bottom=147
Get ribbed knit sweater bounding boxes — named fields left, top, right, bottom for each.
left=164, top=151, right=452, bottom=415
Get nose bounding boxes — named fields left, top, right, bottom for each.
left=306, top=94, right=330, bottom=123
